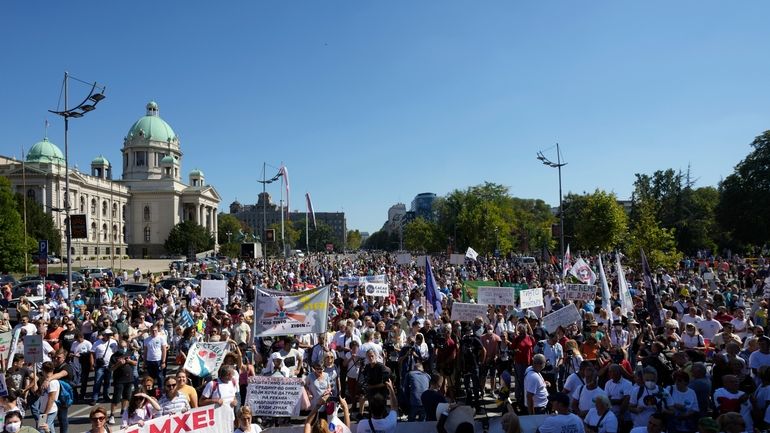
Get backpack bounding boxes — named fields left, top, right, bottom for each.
left=57, top=380, right=74, bottom=408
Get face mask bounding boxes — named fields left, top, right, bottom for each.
left=645, top=380, right=656, bottom=390
left=5, top=422, right=21, bottom=433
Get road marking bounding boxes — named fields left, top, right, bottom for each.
left=68, top=405, right=96, bottom=418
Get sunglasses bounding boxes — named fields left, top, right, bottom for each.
left=165, top=383, right=177, bottom=388
left=91, top=416, right=106, bottom=422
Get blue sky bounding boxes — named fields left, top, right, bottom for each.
left=2, top=1, right=769, bottom=234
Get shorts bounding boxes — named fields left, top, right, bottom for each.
left=112, top=383, right=134, bottom=404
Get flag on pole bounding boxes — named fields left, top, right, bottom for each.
left=424, top=256, right=442, bottom=319
left=570, top=257, right=597, bottom=285
left=279, top=165, right=290, bottom=211
left=562, top=244, right=572, bottom=279
left=640, top=248, right=661, bottom=327
left=597, top=255, right=612, bottom=313
left=465, top=247, right=478, bottom=261
left=305, top=192, right=317, bottom=229
left=616, top=254, right=633, bottom=318
left=180, top=309, right=194, bottom=328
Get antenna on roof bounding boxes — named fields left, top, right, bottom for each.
left=44, top=119, right=50, bottom=139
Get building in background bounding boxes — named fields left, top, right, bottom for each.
left=411, top=192, right=437, bottom=221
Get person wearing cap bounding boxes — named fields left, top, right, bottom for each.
left=91, top=328, right=117, bottom=404
left=536, top=392, right=583, bottom=433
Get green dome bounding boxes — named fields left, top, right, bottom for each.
left=27, top=138, right=65, bottom=165
left=189, top=168, right=204, bottom=177
left=126, top=101, right=177, bottom=143
left=91, top=155, right=109, bottom=165
left=160, top=155, right=178, bottom=165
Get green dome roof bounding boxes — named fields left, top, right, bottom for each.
left=189, top=168, right=204, bottom=177
left=126, top=101, right=177, bottom=143
left=160, top=155, right=178, bottom=165
left=91, top=155, right=110, bottom=165
left=27, top=138, right=65, bottom=165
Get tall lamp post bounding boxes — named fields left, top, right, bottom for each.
left=257, top=164, right=281, bottom=260
left=49, top=72, right=106, bottom=296
left=537, top=143, right=567, bottom=262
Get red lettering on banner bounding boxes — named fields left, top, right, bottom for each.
left=191, top=409, right=207, bottom=429
left=209, top=408, right=215, bottom=426
left=127, top=429, right=140, bottom=433
left=149, top=419, right=171, bottom=433
left=172, top=413, right=191, bottom=433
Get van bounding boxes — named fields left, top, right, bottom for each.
left=516, top=256, right=537, bottom=267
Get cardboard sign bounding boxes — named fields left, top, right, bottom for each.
left=542, top=303, right=582, bottom=333
left=520, top=288, right=544, bottom=309
left=200, top=280, right=228, bottom=306
left=477, top=286, right=516, bottom=305
left=363, top=282, right=389, bottom=297
left=563, top=284, right=597, bottom=302
left=245, top=376, right=304, bottom=417
left=396, top=253, right=412, bottom=265
left=182, top=342, right=228, bottom=379
left=449, top=254, right=466, bottom=265
left=450, top=303, right=489, bottom=322
left=114, top=403, right=233, bottom=433
left=23, top=335, right=43, bottom=363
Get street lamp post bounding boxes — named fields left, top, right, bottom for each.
left=49, top=72, right=106, bottom=296
left=537, top=143, right=567, bottom=262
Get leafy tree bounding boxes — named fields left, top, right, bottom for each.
left=572, top=190, right=628, bottom=252
left=363, top=230, right=399, bottom=251
left=266, top=220, right=300, bottom=256
left=217, top=213, right=249, bottom=257
left=717, top=131, right=770, bottom=249
left=403, top=217, right=442, bottom=252
left=346, top=230, right=362, bottom=250
left=0, top=177, right=31, bottom=271
left=297, top=219, right=339, bottom=252
left=677, top=186, right=719, bottom=254
left=164, top=220, right=214, bottom=256
left=14, top=193, right=61, bottom=255
left=626, top=200, right=682, bottom=270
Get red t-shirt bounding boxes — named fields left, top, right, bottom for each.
left=512, top=334, right=535, bottom=364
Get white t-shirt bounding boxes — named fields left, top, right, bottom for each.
left=630, top=385, right=672, bottom=427
left=749, top=351, right=770, bottom=375
left=668, top=385, right=699, bottom=413
left=713, top=387, right=753, bottom=432
left=39, top=379, right=60, bottom=415
left=537, top=413, right=585, bottom=433
left=523, top=367, right=548, bottom=409
left=201, top=379, right=238, bottom=406
left=698, top=319, right=722, bottom=340
left=604, top=378, right=633, bottom=417
left=584, top=408, right=618, bottom=433
left=572, top=385, right=608, bottom=415
left=681, top=332, right=705, bottom=349
left=71, top=340, right=92, bottom=359
left=355, top=409, right=397, bottom=433
left=234, top=424, right=263, bottom=433
left=143, top=335, right=168, bottom=362
left=563, top=372, right=585, bottom=396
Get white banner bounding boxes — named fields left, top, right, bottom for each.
left=563, top=284, right=597, bottom=302
left=415, top=255, right=427, bottom=267
left=396, top=253, right=412, bottom=265
left=449, top=254, right=466, bottom=265
left=477, top=286, right=516, bottom=305
left=183, top=342, right=228, bottom=378
left=23, top=335, right=43, bottom=363
left=245, top=376, right=304, bottom=417
left=115, top=404, right=233, bottom=433
left=363, top=283, right=389, bottom=297
left=450, top=303, right=489, bottom=322
left=253, top=286, right=330, bottom=337
left=542, top=303, right=582, bottom=333
left=365, top=275, right=387, bottom=284
left=0, top=332, right=13, bottom=364
left=519, top=288, right=544, bottom=309
left=201, top=279, right=228, bottom=306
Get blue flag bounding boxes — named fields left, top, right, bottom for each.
left=180, top=309, right=194, bottom=328
left=425, top=256, right=442, bottom=319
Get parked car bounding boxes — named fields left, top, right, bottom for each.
left=1, top=275, right=18, bottom=285
left=196, top=272, right=226, bottom=280
left=46, top=271, right=87, bottom=288
left=11, top=280, right=45, bottom=298
left=6, top=296, right=45, bottom=324
left=118, top=282, right=149, bottom=299
left=80, top=267, right=112, bottom=280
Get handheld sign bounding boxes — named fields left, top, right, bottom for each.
left=477, top=286, right=516, bottom=305
left=23, top=335, right=43, bottom=363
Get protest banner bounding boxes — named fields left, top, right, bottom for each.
left=364, top=282, right=389, bottom=297
left=449, top=254, right=466, bottom=265
left=245, top=376, right=304, bottom=417
left=0, top=332, right=13, bottom=363
left=365, top=274, right=387, bottom=284
left=542, top=303, right=582, bottom=333
left=477, top=286, right=516, bottom=305
left=519, top=288, right=544, bottom=309
left=450, top=303, right=489, bottom=322
left=396, top=253, right=412, bottom=265
left=23, top=335, right=43, bottom=363
left=253, top=285, right=330, bottom=337
left=183, top=342, right=228, bottom=378
left=201, top=279, right=228, bottom=306
left=114, top=403, right=233, bottom=433
left=563, top=284, right=597, bottom=302
left=338, top=276, right=361, bottom=291
left=7, top=329, right=20, bottom=365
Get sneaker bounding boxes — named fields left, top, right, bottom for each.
left=108, top=416, right=115, bottom=425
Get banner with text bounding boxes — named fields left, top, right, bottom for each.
left=477, top=286, right=516, bottom=305
left=254, top=286, right=330, bottom=337
left=23, top=335, right=43, bottom=363
left=563, top=284, right=597, bottom=302
left=245, top=376, right=304, bottom=417
left=519, top=288, right=544, bottom=309
left=183, top=342, right=228, bottom=378
left=450, top=303, right=489, bottom=322
left=201, top=280, right=228, bottom=306
left=542, top=303, right=582, bottom=333
left=115, top=404, right=233, bottom=433
left=363, top=283, right=389, bottom=297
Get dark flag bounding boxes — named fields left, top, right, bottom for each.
left=425, top=255, right=442, bottom=319
left=640, top=248, right=661, bottom=327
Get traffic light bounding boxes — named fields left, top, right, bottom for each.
left=265, top=229, right=275, bottom=242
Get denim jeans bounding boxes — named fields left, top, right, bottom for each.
left=146, top=360, right=164, bottom=387
left=57, top=404, right=69, bottom=433
left=93, top=366, right=110, bottom=401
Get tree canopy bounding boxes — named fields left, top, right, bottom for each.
left=164, top=220, right=214, bottom=256
left=0, top=177, right=30, bottom=271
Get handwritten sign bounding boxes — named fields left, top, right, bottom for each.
left=364, top=283, right=389, bottom=297
left=183, top=342, right=228, bottom=379
left=477, top=286, right=516, bottom=305
left=23, top=335, right=43, bottom=363
left=520, top=288, right=544, bottom=309
left=450, top=303, right=489, bottom=322
left=563, top=284, right=597, bottom=302
left=245, top=376, right=304, bottom=417
left=542, top=303, right=582, bottom=333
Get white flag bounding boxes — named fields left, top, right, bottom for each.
left=562, top=244, right=572, bottom=279
left=465, top=247, right=478, bottom=261
left=616, top=254, right=633, bottom=317
left=570, top=257, right=597, bottom=285
left=598, top=255, right=612, bottom=313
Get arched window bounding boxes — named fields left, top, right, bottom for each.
left=112, top=203, right=117, bottom=218
left=26, top=189, right=35, bottom=200
left=91, top=198, right=97, bottom=215
left=102, top=223, right=108, bottom=241
left=143, top=206, right=151, bottom=221
left=91, top=222, right=97, bottom=241
left=80, top=196, right=85, bottom=212
left=122, top=205, right=127, bottom=221
left=102, top=201, right=108, bottom=217
left=123, top=226, right=127, bottom=243
left=113, top=225, right=118, bottom=241
left=144, top=226, right=151, bottom=242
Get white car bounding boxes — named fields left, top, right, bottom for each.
left=6, top=296, right=45, bottom=324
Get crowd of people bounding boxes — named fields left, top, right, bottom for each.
left=0, top=250, right=768, bottom=433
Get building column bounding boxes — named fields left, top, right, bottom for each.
left=213, top=210, right=218, bottom=247
left=199, top=204, right=204, bottom=227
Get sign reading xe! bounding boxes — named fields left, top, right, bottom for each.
left=118, top=405, right=231, bottom=433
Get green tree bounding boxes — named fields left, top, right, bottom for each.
left=0, top=177, right=30, bottom=271
left=266, top=220, right=300, bottom=256
left=15, top=194, right=61, bottom=256
left=164, top=220, right=214, bottom=256
left=346, top=230, right=362, bottom=250
left=217, top=213, right=249, bottom=257
left=403, top=217, right=442, bottom=252
left=363, top=230, right=399, bottom=251
left=572, top=190, right=628, bottom=252
left=626, top=200, right=682, bottom=270
left=677, top=186, right=720, bottom=254
left=717, top=131, right=770, bottom=249
left=297, top=219, right=339, bottom=252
